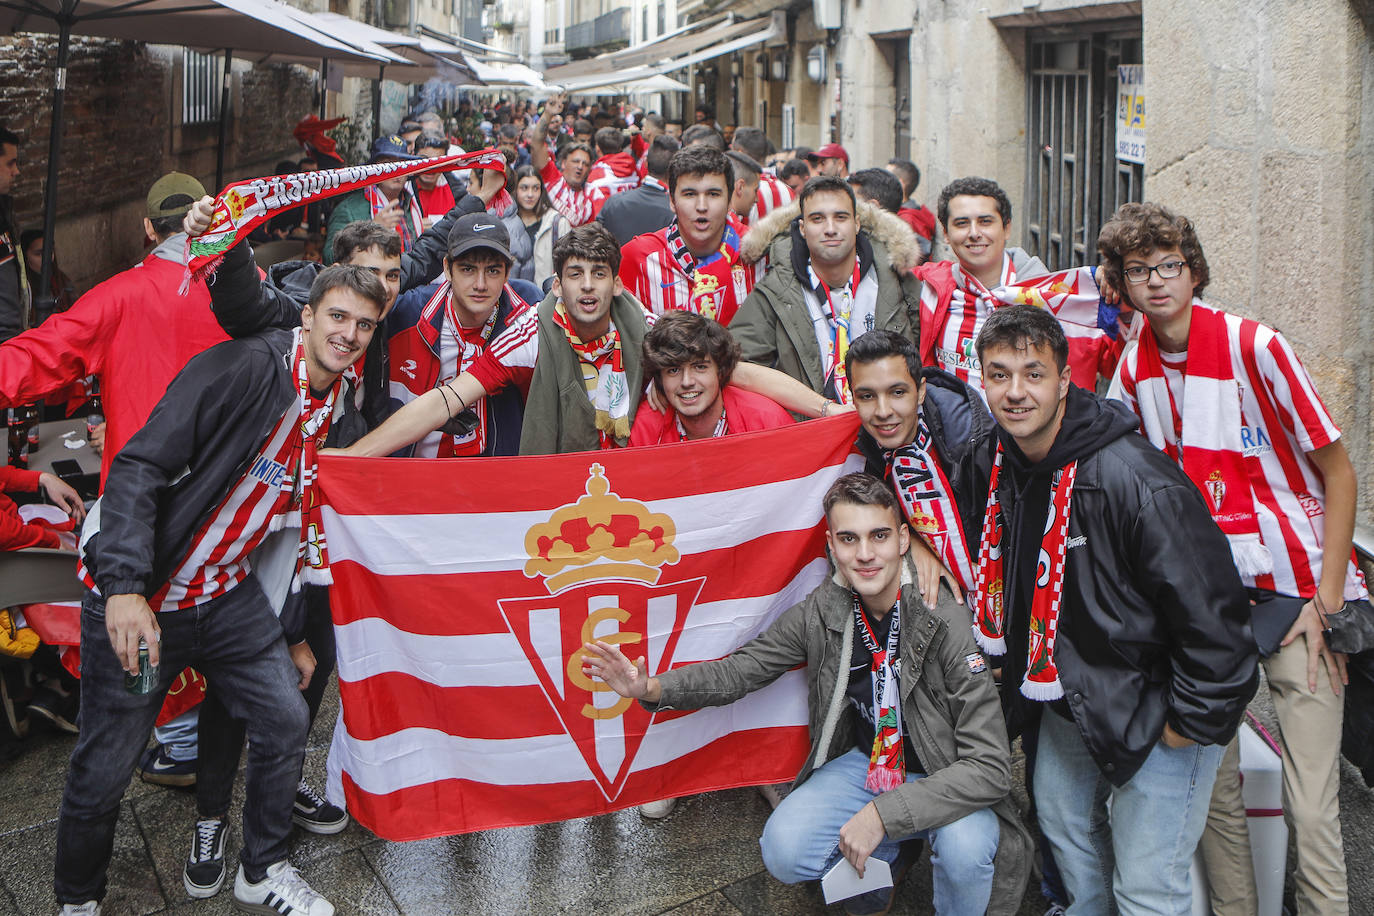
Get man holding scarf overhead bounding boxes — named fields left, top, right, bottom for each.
left=54, top=265, right=385, bottom=916
left=1102, top=202, right=1366, bottom=916
left=324, top=135, right=426, bottom=264
left=971, top=304, right=1257, bottom=915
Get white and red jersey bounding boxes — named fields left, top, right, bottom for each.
left=618, top=216, right=755, bottom=326
left=747, top=173, right=795, bottom=227
left=540, top=155, right=594, bottom=227
left=586, top=151, right=640, bottom=215
left=468, top=302, right=659, bottom=396
left=1112, top=308, right=1366, bottom=600
left=80, top=402, right=304, bottom=609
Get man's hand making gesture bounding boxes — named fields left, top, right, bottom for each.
left=580, top=640, right=662, bottom=704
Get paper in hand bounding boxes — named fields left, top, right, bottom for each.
left=821, top=855, right=893, bottom=904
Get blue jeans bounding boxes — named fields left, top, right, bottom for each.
left=1033, top=709, right=1225, bottom=915
left=54, top=577, right=309, bottom=905
left=759, top=748, right=999, bottom=916
left=154, top=706, right=199, bottom=761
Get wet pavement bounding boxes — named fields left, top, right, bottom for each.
left=1, top=678, right=1371, bottom=915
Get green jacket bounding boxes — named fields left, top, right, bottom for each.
left=648, top=570, right=1032, bottom=914
left=518, top=291, right=649, bottom=455
left=323, top=188, right=422, bottom=265
left=731, top=199, right=924, bottom=394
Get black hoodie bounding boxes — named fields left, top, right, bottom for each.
left=981, top=385, right=1257, bottom=784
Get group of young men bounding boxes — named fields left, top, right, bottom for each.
left=27, top=112, right=1361, bottom=916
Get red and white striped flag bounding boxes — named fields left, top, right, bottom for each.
left=318, top=416, right=863, bottom=840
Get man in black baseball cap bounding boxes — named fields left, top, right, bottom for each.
left=380, top=211, right=530, bottom=457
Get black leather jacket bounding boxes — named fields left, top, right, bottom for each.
left=981, top=386, right=1257, bottom=785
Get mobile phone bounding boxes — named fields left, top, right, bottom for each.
left=51, top=458, right=83, bottom=480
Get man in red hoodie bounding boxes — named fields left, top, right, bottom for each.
left=586, top=127, right=640, bottom=217
left=628, top=310, right=792, bottom=446
left=0, top=173, right=227, bottom=488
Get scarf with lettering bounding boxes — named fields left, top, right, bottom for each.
left=551, top=301, right=630, bottom=447
left=1129, top=301, right=1271, bottom=576
left=663, top=219, right=749, bottom=325
left=852, top=594, right=905, bottom=792
left=886, top=417, right=976, bottom=597
left=183, top=149, right=507, bottom=289
left=973, top=443, right=1077, bottom=701
left=285, top=328, right=349, bottom=590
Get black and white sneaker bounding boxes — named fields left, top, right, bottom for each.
left=232, top=861, right=334, bottom=915
left=292, top=779, right=348, bottom=835
left=182, top=816, right=227, bottom=898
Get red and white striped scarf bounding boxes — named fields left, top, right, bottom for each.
left=973, top=444, right=1076, bottom=701
left=886, top=418, right=976, bottom=597
left=1130, top=301, right=1271, bottom=576
left=364, top=185, right=425, bottom=251
left=434, top=280, right=499, bottom=457
left=290, top=327, right=346, bottom=590
left=551, top=302, right=629, bottom=447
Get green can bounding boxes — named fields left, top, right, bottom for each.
left=124, top=639, right=159, bottom=695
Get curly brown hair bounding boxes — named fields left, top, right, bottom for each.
left=641, top=311, right=740, bottom=387
left=1097, top=202, right=1209, bottom=296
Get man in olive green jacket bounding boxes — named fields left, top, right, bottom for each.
left=731, top=176, right=923, bottom=400
left=584, top=473, right=1030, bottom=916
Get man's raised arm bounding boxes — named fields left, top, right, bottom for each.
left=530, top=94, right=566, bottom=173
left=185, top=195, right=303, bottom=337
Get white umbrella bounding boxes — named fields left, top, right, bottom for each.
left=0, top=0, right=392, bottom=309
left=568, top=74, right=691, bottom=97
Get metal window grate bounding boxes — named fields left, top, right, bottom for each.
left=1024, top=32, right=1144, bottom=271
left=182, top=49, right=222, bottom=126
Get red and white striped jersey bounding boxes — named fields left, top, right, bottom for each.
left=618, top=218, right=755, bottom=326
left=1112, top=309, right=1366, bottom=600
left=928, top=255, right=1018, bottom=390
left=468, top=302, right=658, bottom=396
left=747, top=173, right=795, bottom=227
left=540, top=157, right=593, bottom=227
left=157, top=403, right=302, bottom=609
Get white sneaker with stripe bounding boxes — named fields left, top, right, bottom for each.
left=232, top=860, right=334, bottom=915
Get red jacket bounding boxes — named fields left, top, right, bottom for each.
left=899, top=205, right=936, bottom=242
left=629, top=385, right=794, bottom=446
left=0, top=251, right=227, bottom=486
left=0, top=466, right=60, bottom=551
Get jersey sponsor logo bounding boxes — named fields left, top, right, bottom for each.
left=248, top=452, right=289, bottom=490
left=1066, top=535, right=1086, bottom=549
left=935, top=345, right=980, bottom=372
left=1239, top=424, right=1273, bottom=457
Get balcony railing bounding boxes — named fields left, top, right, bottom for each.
left=565, top=6, right=629, bottom=55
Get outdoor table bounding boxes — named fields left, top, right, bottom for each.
left=26, top=418, right=100, bottom=501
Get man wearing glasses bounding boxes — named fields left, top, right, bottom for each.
left=1103, top=202, right=1366, bottom=916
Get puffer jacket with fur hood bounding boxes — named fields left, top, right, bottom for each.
left=731, top=199, right=923, bottom=395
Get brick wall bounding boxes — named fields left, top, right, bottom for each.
left=1, top=34, right=319, bottom=293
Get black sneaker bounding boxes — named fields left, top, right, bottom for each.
left=28, top=684, right=78, bottom=734
left=136, top=743, right=196, bottom=787
left=182, top=816, right=227, bottom=899
left=293, top=780, right=348, bottom=835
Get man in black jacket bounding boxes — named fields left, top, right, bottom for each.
left=972, top=304, right=1256, bottom=914
left=53, top=265, right=385, bottom=916
left=0, top=126, right=26, bottom=342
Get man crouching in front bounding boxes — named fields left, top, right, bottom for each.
left=582, top=473, right=1030, bottom=915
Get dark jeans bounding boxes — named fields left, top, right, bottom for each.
left=53, top=577, right=308, bottom=905
left=198, top=585, right=337, bottom=819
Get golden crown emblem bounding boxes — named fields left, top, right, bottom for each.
left=524, top=464, right=680, bottom=593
